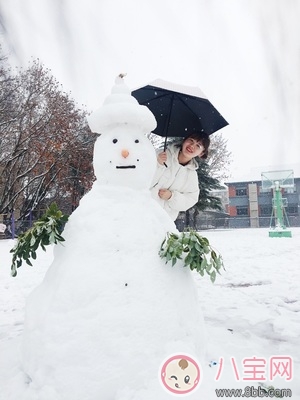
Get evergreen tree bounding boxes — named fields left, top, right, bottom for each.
left=182, top=161, right=223, bottom=229
left=196, top=160, right=223, bottom=212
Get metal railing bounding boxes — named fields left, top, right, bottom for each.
left=1, top=214, right=300, bottom=239
left=175, top=215, right=300, bottom=231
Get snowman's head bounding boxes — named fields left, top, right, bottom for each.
left=93, top=126, right=157, bottom=190
left=88, top=75, right=158, bottom=190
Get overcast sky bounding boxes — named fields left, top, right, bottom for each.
left=1, top=0, right=299, bottom=181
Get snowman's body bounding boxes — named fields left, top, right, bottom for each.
left=22, top=78, right=206, bottom=399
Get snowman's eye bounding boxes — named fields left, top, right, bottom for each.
left=112, top=139, right=118, bottom=144
left=135, top=139, right=139, bottom=143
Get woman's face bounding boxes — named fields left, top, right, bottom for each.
left=181, top=137, right=205, bottom=160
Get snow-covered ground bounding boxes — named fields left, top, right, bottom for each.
left=1, top=227, right=299, bottom=399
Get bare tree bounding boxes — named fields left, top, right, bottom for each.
left=207, top=132, right=232, bottom=181
left=0, top=54, right=96, bottom=223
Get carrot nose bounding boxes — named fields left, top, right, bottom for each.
left=121, top=149, right=129, bottom=158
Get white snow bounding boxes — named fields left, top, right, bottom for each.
left=1, top=228, right=300, bottom=398
left=0, top=78, right=299, bottom=399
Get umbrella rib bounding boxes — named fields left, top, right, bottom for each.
left=176, top=94, right=207, bottom=120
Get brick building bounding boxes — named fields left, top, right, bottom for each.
left=225, top=177, right=300, bottom=228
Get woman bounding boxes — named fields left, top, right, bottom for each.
left=150, top=132, right=210, bottom=221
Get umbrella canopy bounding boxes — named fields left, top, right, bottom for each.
left=131, top=79, right=229, bottom=144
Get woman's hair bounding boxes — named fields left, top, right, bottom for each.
left=176, top=132, right=210, bottom=159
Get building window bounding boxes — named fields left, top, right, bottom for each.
left=283, top=186, right=295, bottom=194
left=259, top=186, right=271, bottom=194
left=236, top=188, right=247, bottom=196
left=260, top=206, right=273, bottom=216
left=236, top=206, right=248, bottom=216
left=287, top=205, right=298, bottom=215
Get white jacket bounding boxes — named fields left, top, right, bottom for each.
left=150, top=144, right=200, bottom=220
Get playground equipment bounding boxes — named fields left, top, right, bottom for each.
left=261, top=170, right=293, bottom=238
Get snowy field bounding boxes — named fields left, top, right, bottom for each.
left=1, top=227, right=299, bottom=399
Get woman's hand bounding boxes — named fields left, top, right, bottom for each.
left=158, top=189, right=172, bottom=200
left=157, top=152, right=167, bottom=165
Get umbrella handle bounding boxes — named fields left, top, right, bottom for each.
left=163, top=136, right=168, bottom=151
left=163, top=137, right=168, bottom=167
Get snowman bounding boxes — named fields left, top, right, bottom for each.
left=21, top=75, right=206, bottom=400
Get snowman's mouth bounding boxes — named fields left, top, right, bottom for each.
left=116, top=165, right=136, bottom=169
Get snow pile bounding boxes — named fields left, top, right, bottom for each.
left=1, top=228, right=300, bottom=399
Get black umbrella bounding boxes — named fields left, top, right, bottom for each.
left=132, top=79, right=229, bottom=150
